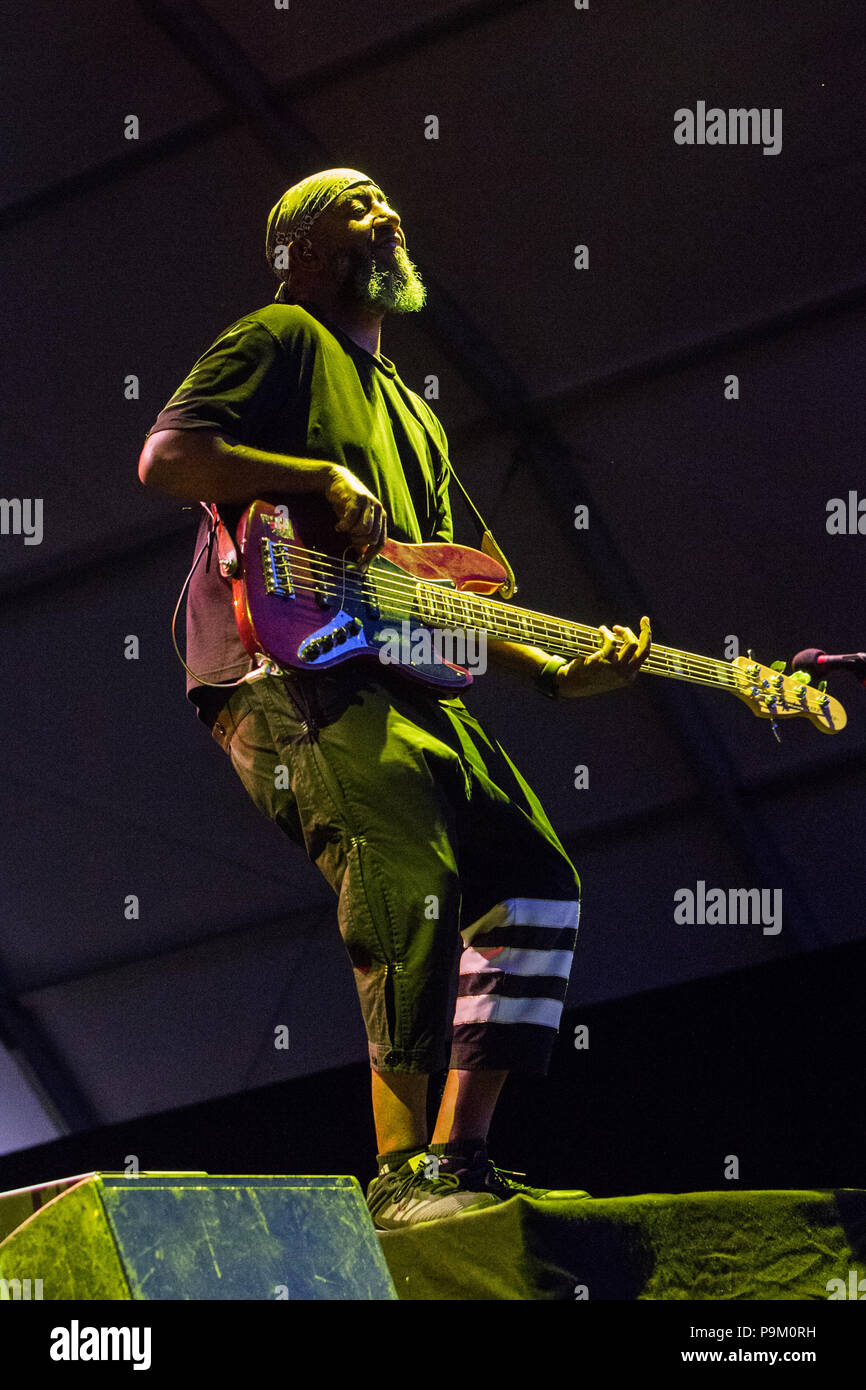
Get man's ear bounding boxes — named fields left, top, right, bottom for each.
left=288, top=236, right=319, bottom=277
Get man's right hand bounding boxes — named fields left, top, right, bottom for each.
left=138, top=433, right=387, bottom=566
left=323, top=465, right=387, bottom=566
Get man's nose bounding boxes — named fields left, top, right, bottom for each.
left=374, top=200, right=401, bottom=230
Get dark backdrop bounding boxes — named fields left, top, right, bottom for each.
left=0, top=1, right=863, bottom=1175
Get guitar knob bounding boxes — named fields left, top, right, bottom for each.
left=348, top=617, right=362, bottom=635
left=333, top=626, right=347, bottom=645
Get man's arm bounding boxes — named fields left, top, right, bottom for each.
left=487, top=617, right=652, bottom=698
left=138, top=429, right=387, bottom=562
left=139, top=428, right=337, bottom=503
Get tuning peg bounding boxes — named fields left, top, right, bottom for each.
left=818, top=679, right=827, bottom=693
left=770, top=660, right=786, bottom=673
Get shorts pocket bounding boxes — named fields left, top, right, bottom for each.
left=209, top=687, right=254, bottom=753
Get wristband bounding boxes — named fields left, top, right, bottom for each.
left=536, top=655, right=569, bottom=699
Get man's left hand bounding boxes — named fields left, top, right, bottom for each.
left=556, top=616, right=652, bottom=698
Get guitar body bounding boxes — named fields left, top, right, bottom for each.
left=232, top=497, right=507, bottom=689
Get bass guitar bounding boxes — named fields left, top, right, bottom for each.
left=228, top=498, right=846, bottom=736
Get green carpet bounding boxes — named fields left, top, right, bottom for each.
left=379, top=1189, right=866, bottom=1300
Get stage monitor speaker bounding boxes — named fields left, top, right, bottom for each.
left=0, top=1172, right=396, bottom=1300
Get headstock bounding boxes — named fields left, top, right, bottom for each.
left=731, top=655, right=847, bottom=735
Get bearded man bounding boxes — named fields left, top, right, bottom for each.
left=138, top=169, right=650, bottom=1230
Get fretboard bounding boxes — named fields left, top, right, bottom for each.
left=402, top=576, right=737, bottom=693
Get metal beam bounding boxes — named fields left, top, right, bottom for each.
left=0, top=990, right=99, bottom=1132
left=446, top=280, right=866, bottom=450
left=11, top=902, right=335, bottom=998
left=0, top=0, right=537, bottom=234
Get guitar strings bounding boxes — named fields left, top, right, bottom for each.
left=270, top=548, right=776, bottom=691
left=268, top=542, right=752, bottom=686
left=259, top=538, right=800, bottom=693
left=266, top=537, right=817, bottom=701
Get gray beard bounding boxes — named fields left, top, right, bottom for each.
left=336, top=244, right=427, bottom=313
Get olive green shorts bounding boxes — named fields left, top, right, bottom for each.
left=207, top=664, right=580, bottom=1074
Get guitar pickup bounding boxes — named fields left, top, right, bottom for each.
left=361, top=583, right=380, bottom=619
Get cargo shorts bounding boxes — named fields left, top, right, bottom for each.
left=206, top=663, right=581, bottom=1075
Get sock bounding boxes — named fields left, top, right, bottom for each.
left=376, top=1144, right=426, bottom=1174
left=429, top=1137, right=489, bottom=1170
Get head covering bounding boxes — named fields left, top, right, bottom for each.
left=266, top=168, right=380, bottom=302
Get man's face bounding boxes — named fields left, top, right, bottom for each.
left=311, top=183, right=426, bottom=313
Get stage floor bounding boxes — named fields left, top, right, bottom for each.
left=379, top=1188, right=866, bottom=1300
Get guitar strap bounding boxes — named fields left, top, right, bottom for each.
left=201, top=501, right=238, bottom=578
left=398, top=391, right=518, bottom=599
left=433, top=458, right=518, bottom=601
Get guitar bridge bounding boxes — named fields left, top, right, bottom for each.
left=261, top=536, right=294, bottom=598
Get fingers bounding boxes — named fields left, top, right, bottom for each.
left=585, top=624, right=617, bottom=666
left=634, top=615, right=652, bottom=665
left=612, top=623, right=638, bottom=659
left=334, top=493, right=372, bottom=534
left=335, top=493, right=387, bottom=564
left=592, top=616, right=652, bottom=680
left=364, top=505, right=387, bottom=563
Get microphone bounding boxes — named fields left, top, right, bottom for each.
left=792, top=648, right=866, bottom=684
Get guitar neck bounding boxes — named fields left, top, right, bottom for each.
left=412, top=581, right=736, bottom=694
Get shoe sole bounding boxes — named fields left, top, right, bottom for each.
left=369, top=1194, right=500, bottom=1231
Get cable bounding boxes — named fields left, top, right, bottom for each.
left=170, top=502, right=259, bottom=690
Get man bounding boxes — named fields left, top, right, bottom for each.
left=138, top=168, right=650, bottom=1230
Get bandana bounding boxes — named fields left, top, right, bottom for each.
left=265, top=168, right=380, bottom=302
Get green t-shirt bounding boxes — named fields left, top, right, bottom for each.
left=146, top=301, right=454, bottom=716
